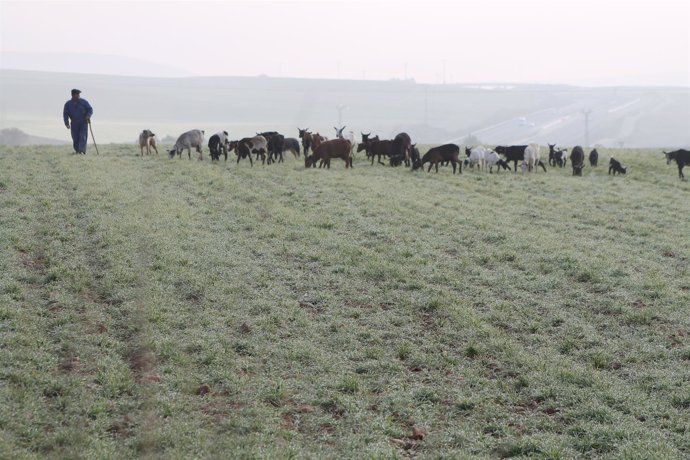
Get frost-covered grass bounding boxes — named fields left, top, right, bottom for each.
left=1, top=145, right=688, bottom=458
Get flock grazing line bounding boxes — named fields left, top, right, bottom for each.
left=136, top=128, right=690, bottom=180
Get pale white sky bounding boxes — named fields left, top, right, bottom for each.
left=1, top=0, right=689, bottom=86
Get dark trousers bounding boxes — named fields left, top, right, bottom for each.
left=71, top=123, right=89, bottom=153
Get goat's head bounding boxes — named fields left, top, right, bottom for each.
left=663, top=151, right=675, bottom=164
left=409, top=144, right=420, bottom=162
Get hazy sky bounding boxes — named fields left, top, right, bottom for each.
left=1, top=0, right=689, bottom=86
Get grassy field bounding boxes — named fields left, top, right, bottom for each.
left=1, top=145, right=688, bottom=459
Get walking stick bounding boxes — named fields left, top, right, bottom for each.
left=88, top=120, right=100, bottom=155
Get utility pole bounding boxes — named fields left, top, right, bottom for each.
left=583, top=109, right=592, bottom=147
left=424, top=86, right=429, bottom=125
left=337, top=105, right=347, bottom=127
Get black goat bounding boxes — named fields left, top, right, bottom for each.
left=608, top=157, right=627, bottom=175
left=589, top=149, right=599, bottom=167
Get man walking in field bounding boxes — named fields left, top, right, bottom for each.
left=63, top=88, right=93, bottom=154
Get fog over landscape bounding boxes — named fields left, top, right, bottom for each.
left=3, top=3, right=690, bottom=458
left=1, top=0, right=688, bottom=146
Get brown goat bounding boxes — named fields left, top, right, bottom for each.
left=139, top=129, right=158, bottom=155
left=305, top=139, right=353, bottom=169
left=311, top=133, right=326, bottom=153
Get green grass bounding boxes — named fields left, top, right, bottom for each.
left=1, top=145, right=689, bottom=458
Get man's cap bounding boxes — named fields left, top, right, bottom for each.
left=71, top=88, right=81, bottom=95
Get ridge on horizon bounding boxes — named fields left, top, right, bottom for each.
left=1, top=67, right=688, bottom=147
left=2, top=52, right=687, bottom=89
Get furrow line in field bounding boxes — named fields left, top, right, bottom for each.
left=50, top=154, right=164, bottom=455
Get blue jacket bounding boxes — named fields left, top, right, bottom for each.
left=63, top=98, right=93, bottom=125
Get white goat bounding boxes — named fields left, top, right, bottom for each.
left=484, top=149, right=511, bottom=173
left=464, top=145, right=488, bottom=171
left=335, top=126, right=356, bottom=155
left=522, top=143, right=541, bottom=173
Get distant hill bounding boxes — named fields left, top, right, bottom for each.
left=0, top=52, right=191, bottom=78
left=0, top=128, right=69, bottom=146
left=1, top=69, right=688, bottom=148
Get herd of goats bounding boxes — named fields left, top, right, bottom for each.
left=136, top=127, right=690, bottom=180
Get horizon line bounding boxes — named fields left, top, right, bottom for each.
left=2, top=67, right=690, bottom=90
